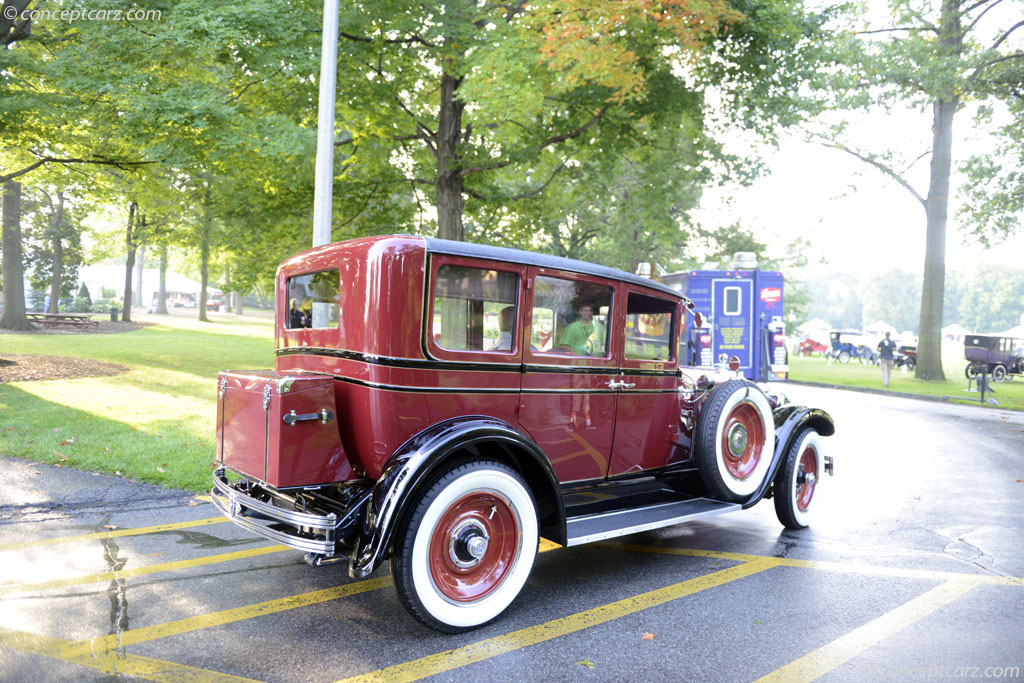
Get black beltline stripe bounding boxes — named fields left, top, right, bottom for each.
left=324, top=373, right=677, bottom=395
left=276, top=347, right=678, bottom=377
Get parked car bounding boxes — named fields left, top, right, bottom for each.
left=895, top=344, right=917, bottom=370
left=964, top=335, right=1024, bottom=382
left=829, top=330, right=873, bottom=363
left=797, top=337, right=829, bottom=357
left=206, top=298, right=222, bottom=312
left=211, top=236, right=835, bottom=632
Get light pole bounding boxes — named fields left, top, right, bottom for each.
left=312, top=0, right=339, bottom=249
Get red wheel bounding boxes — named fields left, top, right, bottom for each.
left=695, top=380, right=775, bottom=502
left=774, top=428, right=823, bottom=529
left=391, top=460, right=537, bottom=632
left=719, top=402, right=767, bottom=481
left=427, top=491, right=519, bottom=603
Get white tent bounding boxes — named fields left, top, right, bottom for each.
left=797, top=317, right=832, bottom=341
left=942, top=323, right=970, bottom=340
left=864, top=320, right=897, bottom=336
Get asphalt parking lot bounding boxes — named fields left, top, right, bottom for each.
left=1, top=385, right=1022, bottom=682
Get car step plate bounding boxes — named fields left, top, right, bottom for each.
left=565, top=498, right=741, bottom=546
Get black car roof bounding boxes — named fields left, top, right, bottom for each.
left=424, top=237, right=681, bottom=300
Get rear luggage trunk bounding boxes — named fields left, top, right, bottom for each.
left=216, top=370, right=351, bottom=488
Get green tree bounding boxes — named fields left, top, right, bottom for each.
left=959, top=99, right=1024, bottom=244
left=331, top=0, right=831, bottom=241
left=858, top=267, right=922, bottom=333
left=23, top=186, right=85, bottom=311
left=822, top=0, right=1024, bottom=379
left=956, top=264, right=1024, bottom=332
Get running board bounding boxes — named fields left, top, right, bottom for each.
left=565, top=498, right=741, bottom=547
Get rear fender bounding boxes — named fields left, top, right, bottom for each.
left=349, top=416, right=563, bottom=579
left=741, top=406, right=834, bottom=510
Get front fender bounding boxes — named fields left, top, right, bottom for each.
left=348, top=416, right=563, bottom=579
left=740, top=405, right=834, bottom=510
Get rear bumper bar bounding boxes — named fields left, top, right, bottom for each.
left=212, top=467, right=354, bottom=557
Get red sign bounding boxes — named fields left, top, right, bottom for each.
left=760, top=287, right=781, bottom=303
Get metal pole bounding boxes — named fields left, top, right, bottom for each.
left=312, top=0, right=339, bottom=248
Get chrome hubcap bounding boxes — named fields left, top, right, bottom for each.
left=449, top=519, right=489, bottom=569
left=727, top=423, right=748, bottom=456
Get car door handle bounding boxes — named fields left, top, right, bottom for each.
left=607, top=380, right=636, bottom=390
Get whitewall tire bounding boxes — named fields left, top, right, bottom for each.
left=391, top=460, right=538, bottom=632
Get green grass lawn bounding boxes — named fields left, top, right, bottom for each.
left=0, top=312, right=274, bottom=491
left=789, top=344, right=1024, bottom=411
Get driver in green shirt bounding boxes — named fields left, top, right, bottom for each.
left=560, top=303, right=604, bottom=355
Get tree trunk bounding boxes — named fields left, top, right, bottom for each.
left=47, top=190, right=64, bottom=314
left=156, top=244, right=169, bottom=314
left=435, top=72, right=466, bottom=241
left=0, top=181, right=32, bottom=330
left=121, top=202, right=137, bottom=322
left=914, top=0, right=960, bottom=381
left=135, top=244, right=146, bottom=310
left=914, top=97, right=956, bottom=381
left=198, top=186, right=211, bottom=322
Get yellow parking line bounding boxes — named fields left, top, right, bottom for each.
left=65, top=540, right=563, bottom=657
left=0, top=516, right=228, bottom=552
left=0, top=544, right=291, bottom=597
left=754, top=578, right=981, bottom=682
left=597, top=542, right=1024, bottom=587
left=338, top=557, right=780, bottom=683
left=63, top=576, right=395, bottom=658
left=0, top=625, right=260, bottom=683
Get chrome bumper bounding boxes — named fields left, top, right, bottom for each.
left=212, top=468, right=340, bottom=556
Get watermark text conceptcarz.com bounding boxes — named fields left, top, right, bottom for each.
left=3, top=4, right=161, bottom=23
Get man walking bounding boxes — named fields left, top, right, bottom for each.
left=877, top=332, right=897, bottom=387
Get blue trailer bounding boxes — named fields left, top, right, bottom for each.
left=662, top=257, right=788, bottom=382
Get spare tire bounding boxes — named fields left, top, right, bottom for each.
left=695, top=379, right=776, bottom=503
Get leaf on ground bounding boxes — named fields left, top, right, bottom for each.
left=104, top=525, right=118, bottom=530
left=187, top=500, right=200, bottom=506
left=577, top=659, right=595, bottom=670
left=753, top=619, right=763, bottom=625
left=642, top=632, right=655, bottom=641
left=32, top=470, right=41, bottom=475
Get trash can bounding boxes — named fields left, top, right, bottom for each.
left=110, top=307, right=118, bottom=322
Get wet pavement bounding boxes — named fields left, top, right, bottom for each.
left=0, top=385, right=1022, bottom=682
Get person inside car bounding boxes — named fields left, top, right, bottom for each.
left=559, top=303, right=604, bottom=355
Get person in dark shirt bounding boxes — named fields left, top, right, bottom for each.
left=877, top=331, right=897, bottom=387
left=289, top=298, right=308, bottom=329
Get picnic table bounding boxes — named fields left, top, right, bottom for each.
left=26, top=313, right=100, bottom=330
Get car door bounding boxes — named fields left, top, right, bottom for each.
left=517, top=268, right=619, bottom=483
left=607, top=288, right=684, bottom=477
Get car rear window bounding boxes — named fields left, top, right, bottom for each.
left=285, top=269, right=340, bottom=329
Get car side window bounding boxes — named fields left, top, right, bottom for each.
left=432, top=265, right=518, bottom=352
left=624, top=293, right=675, bottom=361
left=531, top=276, right=612, bottom=357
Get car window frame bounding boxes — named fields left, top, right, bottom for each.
left=523, top=267, right=618, bottom=370
left=423, top=254, right=526, bottom=364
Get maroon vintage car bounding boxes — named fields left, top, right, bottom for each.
left=212, top=235, right=834, bottom=632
